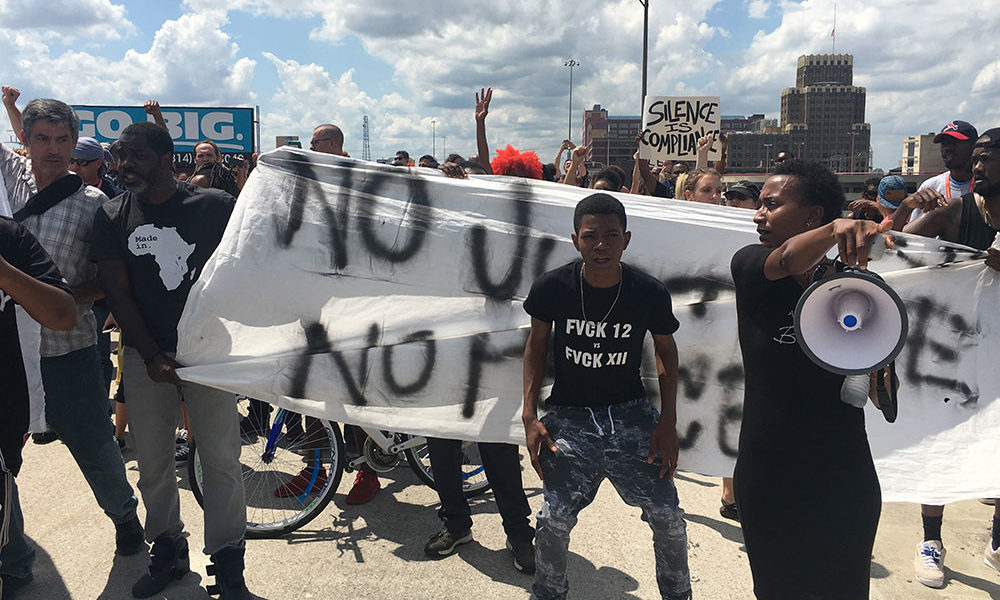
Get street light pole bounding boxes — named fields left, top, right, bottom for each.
left=763, top=143, right=773, bottom=173
left=564, top=59, right=579, bottom=141
left=432, top=118, right=438, bottom=159
left=849, top=130, right=856, bottom=173
left=639, top=0, right=649, bottom=115
left=442, top=136, right=447, bottom=159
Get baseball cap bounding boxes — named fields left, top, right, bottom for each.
left=933, top=121, right=978, bottom=143
left=73, top=137, right=105, bottom=161
left=724, top=180, right=761, bottom=202
left=975, top=127, right=1000, bottom=149
left=877, top=175, right=907, bottom=210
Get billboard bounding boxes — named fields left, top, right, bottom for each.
left=72, top=105, right=256, bottom=168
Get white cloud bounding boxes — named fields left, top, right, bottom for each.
left=0, top=0, right=135, bottom=41
left=727, top=0, right=1000, bottom=169
left=5, top=0, right=998, bottom=171
left=747, top=0, right=770, bottom=18
left=0, top=9, right=255, bottom=108
left=189, top=0, right=727, bottom=158
left=972, top=60, right=1000, bottom=95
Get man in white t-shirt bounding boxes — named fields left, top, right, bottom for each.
left=911, top=121, right=978, bottom=221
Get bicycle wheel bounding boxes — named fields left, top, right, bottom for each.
left=403, top=435, right=491, bottom=498
left=188, top=398, right=344, bottom=538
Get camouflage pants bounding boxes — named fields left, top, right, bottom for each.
left=532, top=398, right=691, bottom=600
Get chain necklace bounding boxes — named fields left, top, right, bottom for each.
left=579, top=262, right=623, bottom=323
left=976, top=193, right=998, bottom=229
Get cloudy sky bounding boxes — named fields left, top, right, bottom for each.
left=1, top=0, right=998, bottom=170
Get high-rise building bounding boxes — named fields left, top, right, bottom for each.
left=727, top=54, right=871, bottom=173
left=582, top=105, right=641, bottom=184
left=899, top=134, right=945, bottom=174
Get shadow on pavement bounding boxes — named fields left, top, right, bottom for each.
left=566, top=552, right=642, bottom=599
left=947, top=568, right=1000, bottom=599
left=16, top=536, right=70, bottom=600
left=869, top=559, right=890, bottom=579
left=683, top=513, right=745, bottom=548
left=98, top=552, right=153, bottom=600
left=458, top=541, right=534, bottom=590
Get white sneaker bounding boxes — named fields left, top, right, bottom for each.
left=986, top=541, right=1000, bottom=573
left=914, top=540, right=946, bottom=588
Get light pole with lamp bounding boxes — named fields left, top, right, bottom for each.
left=638, top=0, right=649, bottom=114
left=564, top=59, right=579, bottom=142
left=432, top=118, right=438, bottom=159
left=763, top=143, right=773, bottom=173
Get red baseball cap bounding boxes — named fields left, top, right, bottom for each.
left=934, top=120, right=978, bottom=143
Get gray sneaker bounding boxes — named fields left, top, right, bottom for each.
left=506, top=538, right=536, bottom=574
left=914, top=540, right=946, bottom=588
left=424, top=529, right=473, bottom=558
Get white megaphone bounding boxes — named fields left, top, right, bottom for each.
left=793, top=270, right=908, bottom=377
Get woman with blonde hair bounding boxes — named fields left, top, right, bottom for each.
left=681, top=168, right=723, bottom=205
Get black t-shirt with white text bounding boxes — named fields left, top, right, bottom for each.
left=0, top=217, right=70, bottom=476
left=89, top=182, right=234, bottom=353
left=523, top=260, right=679, bottom=407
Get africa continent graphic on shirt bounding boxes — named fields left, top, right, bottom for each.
left=128, top=224, right=196, bottom=291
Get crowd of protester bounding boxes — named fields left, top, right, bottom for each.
left=1, top=76, right=999, bottom=600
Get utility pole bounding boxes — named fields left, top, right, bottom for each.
left=639, top=0, right=649, bottom=115
left=362, top=115, right=371, bottom=161
left=431, top=118, right=437, bottom=159
left=441, top=136, right=447, bottom=159
left=564, top=60, right=579, bottom=141
left=849, top=130, right=856, bottom=173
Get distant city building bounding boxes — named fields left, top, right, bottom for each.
left=727, top=54, right=871, bottom=173
left=582, top=104, right=641, bottom=185
left=276, top=135, right=301, bottom=148
left=899, top=134, right=945, bottom=174
left=721, top=114, right=777, bottom=134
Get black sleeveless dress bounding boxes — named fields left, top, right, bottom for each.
left=731, top=244, right=881, bottom=600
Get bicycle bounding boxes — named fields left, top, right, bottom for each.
left=187, top=397, right=491, bottom=538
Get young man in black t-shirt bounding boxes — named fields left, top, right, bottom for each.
left=89, top=122, right=251, bottom=600
left=522, top=193, right=691, bottom=600
left=0, top=217, right=75, bottom=600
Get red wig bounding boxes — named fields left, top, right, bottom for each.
left=490, top=145, right=543, bottom=180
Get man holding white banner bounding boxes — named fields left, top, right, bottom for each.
left=90, top=121, right=251, bottom=600
left=522, top=193, right=691, bottom=600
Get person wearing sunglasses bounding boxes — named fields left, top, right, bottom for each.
left=70, top=137, right=123, bottom=200
left=309, top=124, right=348, bottom=157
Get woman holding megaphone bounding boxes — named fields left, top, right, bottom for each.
left=730, top=159, right=892, bottom=600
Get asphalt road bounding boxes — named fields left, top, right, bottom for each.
left=10, top=431, right=1000, bottom=600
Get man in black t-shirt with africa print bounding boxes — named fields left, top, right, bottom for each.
left=521, top=193, right=691, bottom=600
left=89, top=122, right=251, bottom=600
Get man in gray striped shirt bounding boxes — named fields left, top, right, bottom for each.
left=0, top=96, right=142, bottom=598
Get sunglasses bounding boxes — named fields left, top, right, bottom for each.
left=309, top=138, right=334, bottom=150
left=69, top=157, right=98, bottom=167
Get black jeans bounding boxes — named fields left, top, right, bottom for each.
left=426, top=438, right=534, bottom=543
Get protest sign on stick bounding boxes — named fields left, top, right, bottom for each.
left=639, top=96, right=721, bottom=165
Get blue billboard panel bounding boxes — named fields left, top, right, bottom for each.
left=72, top=105, right=256, bottom=153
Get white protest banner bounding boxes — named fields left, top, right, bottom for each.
left=177, top=148, right=1000, bottom=504
left=639, top=96, right=721, bottom=165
